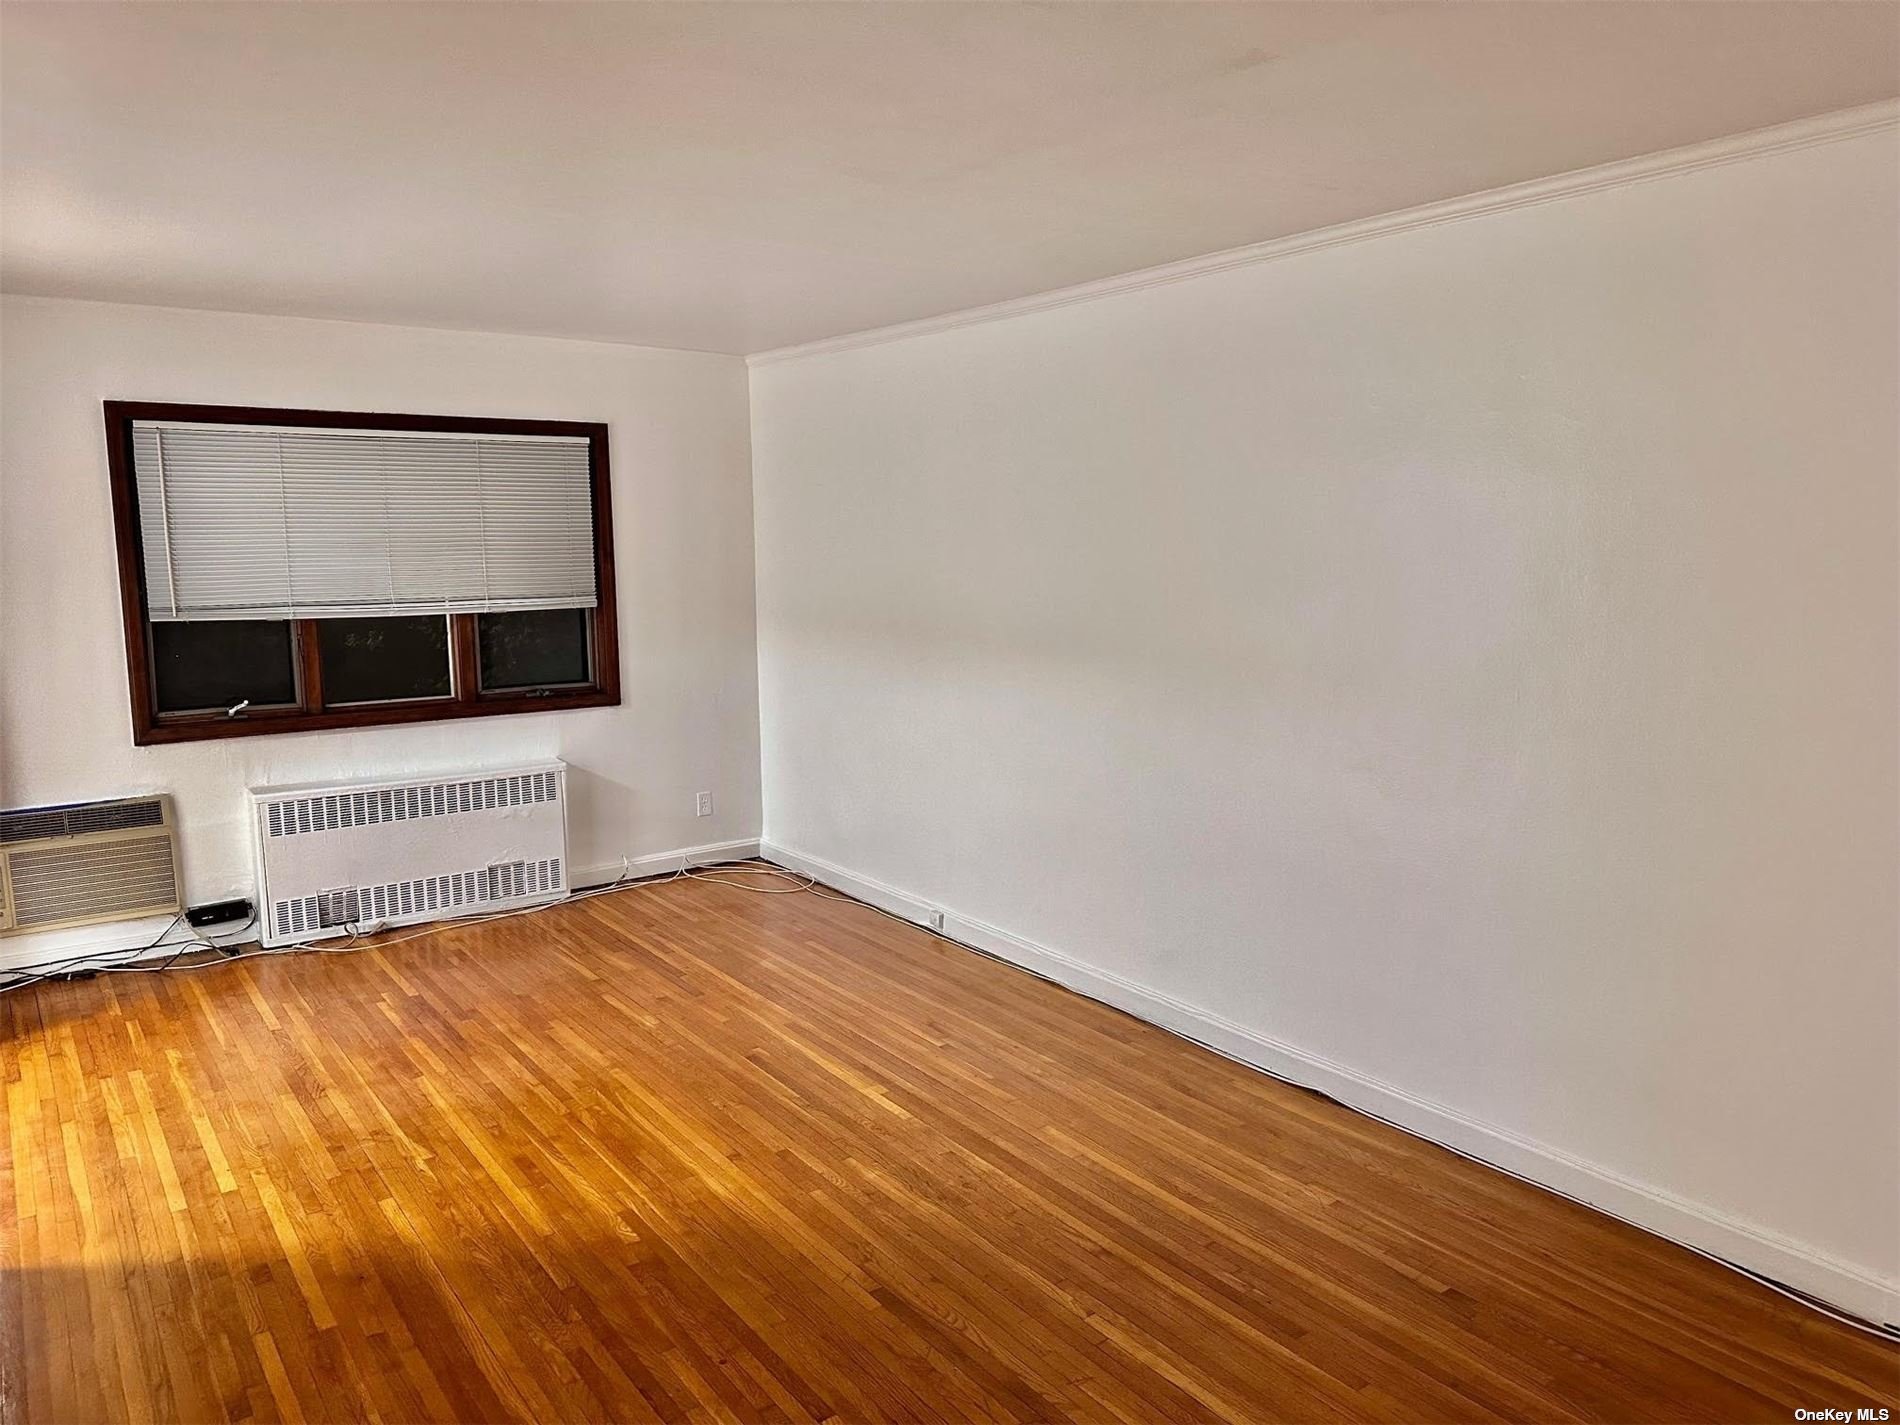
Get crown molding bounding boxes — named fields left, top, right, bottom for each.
left=750, top=98, right=1900, bottom=368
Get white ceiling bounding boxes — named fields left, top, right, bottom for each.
left=4, top=2, right=1896, bottom=356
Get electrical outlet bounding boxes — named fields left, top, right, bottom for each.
left=926, top=909, right=946, bottom=932
left=695, top=791, right=713, bottom=817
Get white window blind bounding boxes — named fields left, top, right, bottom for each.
left=131, top=422, right=597, bottom=621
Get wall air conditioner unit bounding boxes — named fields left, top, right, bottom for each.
left=251, top=760, right=568, bottom=948
left=0, top=794, right=182, bottom=936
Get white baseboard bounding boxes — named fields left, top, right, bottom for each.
left=761, top=840, right=1899, bottom=1329
left=0, top=837, right=764, bottom=977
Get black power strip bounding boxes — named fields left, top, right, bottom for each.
left=185, top=897, right=253, bottom=929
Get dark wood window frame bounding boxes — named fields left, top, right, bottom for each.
left=104, top=400, right=620, bottom=746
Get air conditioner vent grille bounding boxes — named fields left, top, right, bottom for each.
left=0, top=796, right=166, bottom=844
left=6, top=834, right=178, bottom=928
left=264, top=771, right=559, bottom=838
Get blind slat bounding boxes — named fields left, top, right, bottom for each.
left=132, top=423, right=597, bottom=621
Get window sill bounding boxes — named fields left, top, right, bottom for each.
left=136, top=687, right=618, bottom=746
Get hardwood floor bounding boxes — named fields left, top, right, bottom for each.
left=2, top=871, right=1893, bottom=1424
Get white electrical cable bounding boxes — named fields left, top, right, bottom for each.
left=0, top=912, right=257, bottom=992
left=344, top=857, right=814, bottom=954
left=681, top=863, right=815, bottom=893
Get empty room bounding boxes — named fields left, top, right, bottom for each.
left=1, top=2, right=1896, bottom=1421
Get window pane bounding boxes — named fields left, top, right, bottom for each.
left=151, top=620, right=298, bottom=714
left=317, top=616, right=451, bottom=704
left=477, top=609, right=592, bottom=692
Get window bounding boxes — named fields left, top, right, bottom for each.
left=477, top=608, right=594, bottom=690
left=104, top=402, right=619, bottom=744
left=317, top=616, right=453, bottom=705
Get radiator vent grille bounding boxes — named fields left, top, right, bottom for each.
left=317, top=888, right=361, bottom=930
left=271, top=858, right=561, bottom=941
left=264, top=771, right=560, bottom=839
left=0, top=796, right=166, bottom=845
left=6, top=834, right=179, bottom=929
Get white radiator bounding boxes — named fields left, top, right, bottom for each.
left=250, top=760, right=568, bottom=947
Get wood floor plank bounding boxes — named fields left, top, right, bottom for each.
left=3, top=872, right=1894, bottom=1423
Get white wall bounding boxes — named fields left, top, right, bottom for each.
left=1, top=297, right=763, bottom=954
left=750, top=129, right=1900, bottom=1314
